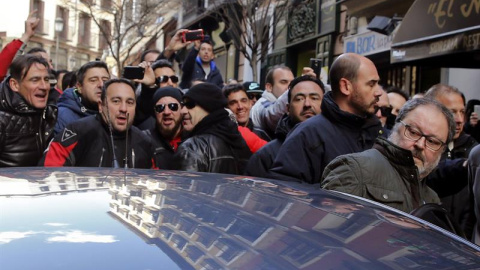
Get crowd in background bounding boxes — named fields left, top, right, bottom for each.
left=1, top=12, right=480, bottom=245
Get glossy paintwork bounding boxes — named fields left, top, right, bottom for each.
left=0, top=168, right=479, bottom=269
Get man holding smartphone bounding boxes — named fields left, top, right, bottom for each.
left=180, top=36, right=224, bottom=89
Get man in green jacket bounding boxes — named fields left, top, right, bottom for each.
left=321, top=98, right=455, bottom=213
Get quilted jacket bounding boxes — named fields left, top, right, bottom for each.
left=0, top=76, right=57, bottom=167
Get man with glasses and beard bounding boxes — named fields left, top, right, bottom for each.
left=144, top=86, right=184, bottom=169
left=269, top=53, right=383, bottom=184
left=322, top=98, right=455, bottom=213
left=174, top=83, right=251, bottom=174
left=40, top=79, right=154, bottom=168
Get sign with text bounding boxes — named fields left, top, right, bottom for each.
left=344, top=31, right=393, bottom=56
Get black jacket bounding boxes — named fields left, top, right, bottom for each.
left=174, top=110, right=251, bottom=174
left=269, top=91, right=382, bottom=184
left=427, top=132, right=478, bottom=239
left=179, top=47, right=224, bottom=89
left=245, top=114, right=294, bottom=178
left=0, top=76, right=57, bottom=167
left=40, top=114, right=154, bottom=168
left=144, top=127, right=182, bottom=170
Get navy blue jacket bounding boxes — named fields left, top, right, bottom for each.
left=269, top=91, right=382, bottom=184
left=180, top=47, right=224, bottom=89
left=54, top=88, right=97, bottom=136
left=245, top=114, right=293, bottom=178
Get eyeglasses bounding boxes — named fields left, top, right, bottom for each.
left=399, top=121, right=446, bottom=151
left=247, top=93, right=262, bottom=100
left=376, top=106, right=392, bottom=116
left=154, top=103, right=181, bottom=113
left=183, top=99, right=196, bottom=109
left=158, top=75, right=179, bottom=84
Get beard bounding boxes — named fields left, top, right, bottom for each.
left=351, top=91, right=378, bottom=117
left=413, top=148, right=442, bottom=179
left=159, top=119, right=182, bottom=140
left=389, top=129, right=442, bottom=179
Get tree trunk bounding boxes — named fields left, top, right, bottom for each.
left=251, top=53, right=258, bottom=82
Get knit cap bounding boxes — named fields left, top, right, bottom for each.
left=184, top=83, right=227, bottom=112
left=152, top=86, right=184, bottom=105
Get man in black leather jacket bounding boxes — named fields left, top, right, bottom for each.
left=0, top=55, right=57, bottom=167
left=173, top=83, right=251, bottom=174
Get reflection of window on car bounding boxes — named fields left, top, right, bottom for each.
left=280, top=234, right=327, bottom=267
left=220, top=186, right=250, bottom=206
left=227, top=218, right=269, bottom=243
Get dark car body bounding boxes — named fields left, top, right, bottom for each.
left=1, top=167, right=479, bottom=269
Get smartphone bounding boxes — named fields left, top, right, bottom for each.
left=475, top=105, right=480, bottom=116
left=122, top=66, right=144, bottom=80
left=310, top=58, right=322, bottom=79
left=182, top=29, right=204, bottom=43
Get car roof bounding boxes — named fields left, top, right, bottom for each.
left=1, top=167, right=479, bottom=269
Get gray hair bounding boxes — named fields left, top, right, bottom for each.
left=394, top=98, right=456, bottom=144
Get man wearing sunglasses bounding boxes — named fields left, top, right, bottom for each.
left=322, top=98, right=456, bottom=214
left=375, top=88, right=392, bottom=138
left=144, top=86, right=185, bottom=169
left=135, top=59, right=179, bottom=130
left=174, top=83, right=251, bottom=174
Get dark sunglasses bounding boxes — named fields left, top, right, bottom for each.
left=158, top=75, right=179, bottom=84
left=183, top=99, right=196, bottom=109
left=154, top=103, right=181, bottom=113
left=247, top=93, right=262, bottom=100
left=376, top=106, right=393, bottom=116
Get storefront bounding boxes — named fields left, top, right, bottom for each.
left=391, top=0, right=480, bottom=99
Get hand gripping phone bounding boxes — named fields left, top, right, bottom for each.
left=182, top=29, right=204, bottom=43
left=310, top=58, right=322, bottom=79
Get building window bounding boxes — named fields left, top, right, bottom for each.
left=56, top=6, right=69, bottom=40
left=32, top=0, right=47, bottom=35
left=78, top=13, right=91, bottom=47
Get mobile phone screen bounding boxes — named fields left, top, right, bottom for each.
left=123, top=66, right=144, bottom=80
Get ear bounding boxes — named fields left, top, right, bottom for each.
left=339, top=78, right=352, bottom=96
left=9, top=78, right=20, bottom=92
left=265, top=83, right=273, bottom=93
left=98, top=100, right=104, bottom=113
left=76, top=82, right=82, bottom=94
left=286, top=103, right=291, bottom=115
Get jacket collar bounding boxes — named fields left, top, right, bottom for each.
left=321, top=91, right=380, bottom=129
left=373, top=137, right=418, bottom=173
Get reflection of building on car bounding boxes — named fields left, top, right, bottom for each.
left=1, top=168, right=480, bottom=269
left=107, top=170, right=480, bottom=269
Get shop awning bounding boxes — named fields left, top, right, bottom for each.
left=391, top=0, right=480, bottom=67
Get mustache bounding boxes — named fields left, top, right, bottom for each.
left=301, top=108, right=315, bottom=115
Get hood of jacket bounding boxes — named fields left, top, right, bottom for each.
left=57, top=87, right=97, bottom=116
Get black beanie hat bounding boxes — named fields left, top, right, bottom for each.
left=184, top=83, right=227, bottom=113
left=152, top=86, right=184, bottom=105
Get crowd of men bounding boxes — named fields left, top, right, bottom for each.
left=1, top=14, right=480, bottom=244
